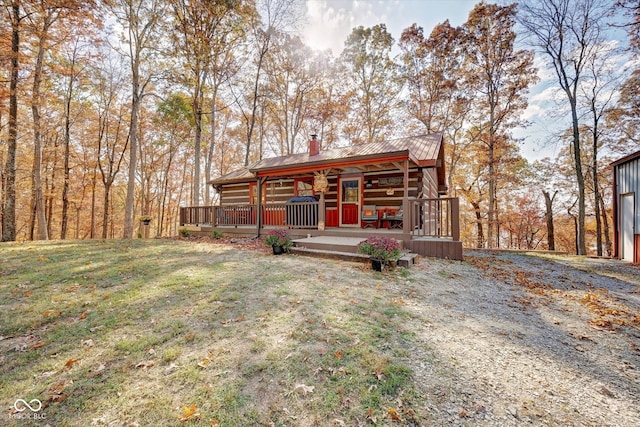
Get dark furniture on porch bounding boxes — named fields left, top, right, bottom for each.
left=362, top=205, right=379, bottom=228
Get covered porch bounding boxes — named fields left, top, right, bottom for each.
left=179, top=196, right=462, bottom=260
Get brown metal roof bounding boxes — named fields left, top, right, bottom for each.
left=611, top=149, right=640, bottom=167
left=210, top=133, right=443, bottom=185
left=251, top=133, right=443, bottom=173
left=209, top=167, right=254, bottom=186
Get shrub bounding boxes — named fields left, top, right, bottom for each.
left=211, top=230, right=224, bottom=239
left=179, top=228, right=191, bottom=237
left=357, top=236, right=402, bottom=261
left=263, top=229, right=292, bottom=249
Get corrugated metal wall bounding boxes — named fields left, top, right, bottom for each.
left=616, top=156, right=640, bottom=231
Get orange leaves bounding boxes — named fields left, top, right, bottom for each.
left=64, top=358, right=79, bottom=369
left=580, top=289, right=634, bottom=332
left=135, top=360, right=155, bottom=369
left=179, top=403, right=200, bottom=421
left=387, top=407, right=402, bottom=422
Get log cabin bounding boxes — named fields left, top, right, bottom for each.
left=180, top=134, right=463, bottom=260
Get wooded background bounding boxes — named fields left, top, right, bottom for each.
left=1, top=0, right=639, bottom=255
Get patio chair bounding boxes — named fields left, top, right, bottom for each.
left=362, top=205, right=379, bottom=228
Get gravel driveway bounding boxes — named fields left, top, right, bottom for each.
left=397, top=250, right=640, bottom=426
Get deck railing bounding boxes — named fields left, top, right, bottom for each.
left=179, top=198, right=459, bottom=240
left=180, top=202, right=319, bottom=229
left=179, top=205, right=215, bottom=226
left=409, top=197, right=460, bottom=240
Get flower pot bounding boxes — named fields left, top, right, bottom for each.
left=371, top=258, right=383, bottom=272
left=272, top=244, right=285, bottom=255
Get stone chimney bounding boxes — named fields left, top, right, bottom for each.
left=309, top=134, right=320, bottom=156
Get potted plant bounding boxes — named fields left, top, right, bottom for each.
left=263, top=229, right=293, bottom=255
left=140, top=215, right=152, bottom=225
left=357, top=236, right=402, bottom=271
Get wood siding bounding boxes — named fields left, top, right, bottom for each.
left=217, top=168, right=423, bottom=212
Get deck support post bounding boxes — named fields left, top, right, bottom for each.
left=318, top=192, right=326, bottom=230
left=402, top=160, right=411, bottom=238
left=256, top=176, right=266, bottom=236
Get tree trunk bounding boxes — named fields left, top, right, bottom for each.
left=543, top=189, right=557, bottom=251
left=598, top=190, right=612, bottom=257
left=61, top=42, right=78, bottom=239
left=471, top=200, right=484, bottom=248
left=31, top=11, right=53, bottom=241
left=2, top=2, right=20, bottom=242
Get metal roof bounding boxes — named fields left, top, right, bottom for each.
left=251, top=133, right=442, bottom=172
left=210, top=133, right=443, bottom=185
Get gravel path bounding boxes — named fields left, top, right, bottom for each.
left=395, top=250, right=640, bottom=426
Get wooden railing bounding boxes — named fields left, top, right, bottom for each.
left=179, top=205, right=215, bottom=226
left=409, top=197, right=460, bottom=240
left=180, top=202, right=320, bottom=229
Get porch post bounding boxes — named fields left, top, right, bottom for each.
left=318, top=192, right=326, bottom=230
left=402, top=160, right=411, bottom=237
left=256, top=176, right=266, bottom=236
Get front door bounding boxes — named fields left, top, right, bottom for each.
left=340, top=176, right=361, bottom=227
left=621, top=193, right=635, bottom=262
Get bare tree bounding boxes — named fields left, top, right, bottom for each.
left=110, top=0, right=163, bottom=238
left=518, top=0, right=614, bottom=255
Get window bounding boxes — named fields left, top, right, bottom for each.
left=295, top=178, right=314, bottom=196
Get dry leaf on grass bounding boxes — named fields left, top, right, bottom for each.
left=387, top=408, right=402, bottom=422
left=197, top=357, right=211, bottom=369
left=64, top=358, right=79, bottom=368
left=179, top=403, right=200, bottom=421
left=294, top=383, right=315, bottom=396
left=135, top=360, right=155, bottom=369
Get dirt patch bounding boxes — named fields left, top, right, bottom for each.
left=396, top=250, right=640, bottom=426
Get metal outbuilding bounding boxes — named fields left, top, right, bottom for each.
left=612, top=150, right=640, bottom=263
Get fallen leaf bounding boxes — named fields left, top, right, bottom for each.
left=333, top=419, right=346, bottom=426
left=79, top=312, right=88, bottom=320
left=179, top=403, right=200, bottom=421
left=210, top=420, right=220, bottom=426
left=184, top=333, right=195, bottom=341
left=197, top=357, right=211, bottom=369
left=294, top=383, right=315, bottom=396
left=135, top=360, right=155, bottom=369
left=387, top=408, right=402, bottom=422
left=65, top=358, right=79, bottom=368
left=333, top=349, right=343, bottom=360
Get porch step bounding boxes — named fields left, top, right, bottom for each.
left=291, top=235, right=415, bottom=268
left=289, top=247, right=371, bottom=264
left=292, top=236, right=367, bottom=254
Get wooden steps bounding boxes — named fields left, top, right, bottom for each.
left=291, top=236, right=417, bottom=268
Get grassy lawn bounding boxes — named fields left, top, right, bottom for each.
left=1, top=239, right=427, bottom=426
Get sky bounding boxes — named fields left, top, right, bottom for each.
left=300, top=0, right=633, bottom=163
left=302, top=0, right=479, bottom=55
